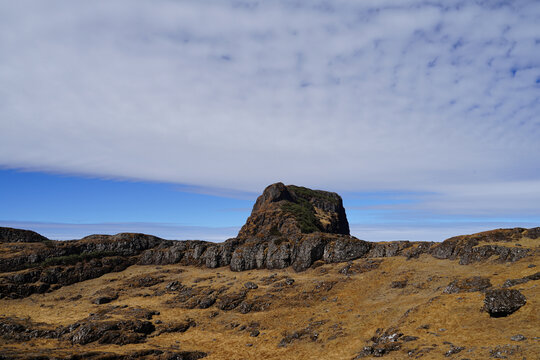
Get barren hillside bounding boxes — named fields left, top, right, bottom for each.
left=0, top=184, right=538, bottom=359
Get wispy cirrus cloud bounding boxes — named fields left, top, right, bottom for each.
left=0, top=0, right=539, bottom=221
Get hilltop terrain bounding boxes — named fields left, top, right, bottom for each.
left=0, top=183, right=538, bottom=359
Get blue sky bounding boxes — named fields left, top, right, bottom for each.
left=1, top=169, right=537, bottom=241
left=1, top=1, right=539, bottom=241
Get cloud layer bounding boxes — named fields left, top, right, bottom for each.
left=1, top=1, right=539, bottom=219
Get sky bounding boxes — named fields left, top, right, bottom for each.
left=1, top=1, right=539, bottom=241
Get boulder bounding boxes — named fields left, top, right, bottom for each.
left=484, top=289, right=526, bottom=317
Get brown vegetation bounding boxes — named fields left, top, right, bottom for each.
left=1, top=233, right=538, bottom=359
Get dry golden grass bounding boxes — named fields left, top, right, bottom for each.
left=472, top=236, right=539, bottom=248
left=1, top=252, right=539, bottom=359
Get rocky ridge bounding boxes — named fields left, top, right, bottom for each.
left=0, top=181, right=539, bottom=360
left=0, top=183, right=538, bottom=301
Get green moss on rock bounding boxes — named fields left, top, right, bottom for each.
left=281, top=201, right=321, bottom=234
left=288, top=185, right=339, bottom=205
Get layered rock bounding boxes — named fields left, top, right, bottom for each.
left=429, top=228, right=536, bottom=265
left=0, top=232, right=167, bottom=298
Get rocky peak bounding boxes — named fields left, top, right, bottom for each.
left=237, top=182, right=350, bottom=239
left=251, top=182, right=294, bottom=212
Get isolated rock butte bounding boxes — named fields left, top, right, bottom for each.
left=237, top=182, right=350, bottom=238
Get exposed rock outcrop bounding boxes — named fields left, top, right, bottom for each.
left=0, top=315, right=159, bottom=348
left=353, top=327, right=416, bottom=358
left=0, top=232, right=167, bottom=273
left=68, top=319, right=155, bottom=345
left=502, top=272, right=540, bottom=288
left=1, top=183, right=538, bottom=300
left=0, top=232, right=166, bottom=299
left=0, top=256, right=135, bottom=299
left=429, top=228, right=536, bottom=264
left=238, top=182, right=349, bottom=238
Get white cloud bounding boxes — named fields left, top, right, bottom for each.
left=0, top=0, right=539, bottom=219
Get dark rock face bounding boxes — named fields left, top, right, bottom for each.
left=459, top=245, right=529, bottom=265
left=237, top=182, right=349, bottom=238
left=0, top=232, right=172, bottom=299
left=502, top=272, right=540, bottom=288
left=291, top=234, right=328, bottom=272
left=229, top=233, right=372, bottom=272
left=0, top=256, right=135, bottom=299
left=67, top=320, right=155, bottom=345
left=367, top=241, right=413, bottom=258
left=484, top=289, right=527, bottom=317
left=216, top=291, right=247, bottom=311
left=0, top=227, right=49, bottom=243
left=0, top=316, right=58, bottom=341
left=0, top=316, right=156, bottom=347
left=68, top=319, right=155, bottom=345
left=139, top=239, right=239, bottom=269
left=322, top=236, right=371, bottom=263
left=0, top=232, right=166, bottom=274
left=429, top=227, right=539, bottom=265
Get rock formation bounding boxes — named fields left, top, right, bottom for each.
left=0, top=183, right=539, bottom=300
left=0, top=183, right=539, bottom=359
left=238, top=182, right=350, bottom=238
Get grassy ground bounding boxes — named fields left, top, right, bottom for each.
left=1, top=247, right=539, bottom=359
